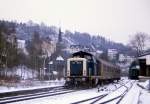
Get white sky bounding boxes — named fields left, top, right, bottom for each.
left=0, top=0, right=150, bottom=44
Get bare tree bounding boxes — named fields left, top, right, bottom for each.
left=26, top=31, right=44, bottom=79
left=129, top=32, right=150, bottom=56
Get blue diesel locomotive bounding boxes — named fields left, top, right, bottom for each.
left=65, top=51, right=120, bottom=87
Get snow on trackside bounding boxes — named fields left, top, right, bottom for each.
left=138, top=80, right=150, bottom=90
left=95, top=81, right=133, bottom=104
left=139, top=89, right=150, bottom=104
left=0, top=79, right=65, bottom=94
left=11, top=88, right=108, bottom=104
left=10, top=79, right=129, bottom=104
left=137, top=80, right=150, bottom=104
left=2, top=78, right=150, bottom=104
left=120, top=82, right=140, bottom=104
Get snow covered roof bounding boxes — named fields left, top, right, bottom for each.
left=139, top=54, right=150, bottom=65
left=96, top=50, right=103, bottom=54
left=52, top=71, right=58, bottom=75
left=48, top=61, right=53, bottom=64
left=56, top=56, right=64, bottom=61
left=17, top=39, right=25, bottom=43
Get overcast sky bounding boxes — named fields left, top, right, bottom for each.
left=0, top=0, right=150, bottom=44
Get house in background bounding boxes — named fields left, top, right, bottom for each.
left=138, top=52, right=150, bottom=80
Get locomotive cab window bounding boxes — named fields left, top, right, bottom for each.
left=70, top=61, right=83, bottom=76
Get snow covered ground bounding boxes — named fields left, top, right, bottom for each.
left=120, top=82, right=140, bottom=104
left=0, top=79, right=65, bottom=93
left=137, top=80, right=150, bottom=104
left=9, top=78, right=130, bottom=104
left=1, top=78, right=150, bottom=104
left=10, top=88, right=108, bottom=104
left=139, top=89, right=150, bottom=104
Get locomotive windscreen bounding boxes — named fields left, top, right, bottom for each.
left=70, top=61, right=83, bottom=76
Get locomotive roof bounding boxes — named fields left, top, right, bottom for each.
left=72, top=51, right=119, bottom=69
left=72, top=51, right=93, bottom=57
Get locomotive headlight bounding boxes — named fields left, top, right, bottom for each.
left=67, top=71, right=70, bottom=76
left=82, top=78, right=86, bottom=81
left=83, top=70, right=86, bottom=76
left=67, top=78, right=70, bottom=81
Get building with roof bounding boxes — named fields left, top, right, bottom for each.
left=108, top=49, right=118, bottom=61
left=138, top=51, right=150, bottom=78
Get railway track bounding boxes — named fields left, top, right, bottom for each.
left=71, top=94, right=108, bottom=104
left=98, top=81, right=134, bottom=104
left=0, top=80, right=134, bottom=104
left=71, top=80, right=134, bottom=104
left=0, top=86, right=64, bottom=98
left=0, top=86, right=78, bottom=104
